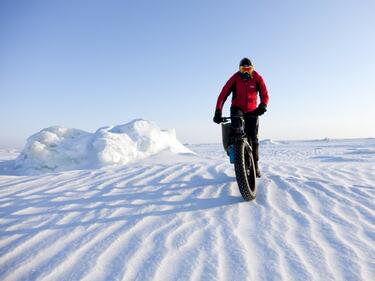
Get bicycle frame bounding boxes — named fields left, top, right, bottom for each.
left=221, top=116, right=252, bottom=153
left=222, top=116, right=247, bottom=140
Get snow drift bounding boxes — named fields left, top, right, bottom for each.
left=15, top=119, right=193, bottom=174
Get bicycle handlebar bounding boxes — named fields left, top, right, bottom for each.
left=221, top=115, right=250, bottom=121
left=221, top=114, right=256, bottom=122
left=221, top=116, right=238, bottom=121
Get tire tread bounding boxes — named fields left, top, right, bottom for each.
left=234, top=141, right=256, bottom=201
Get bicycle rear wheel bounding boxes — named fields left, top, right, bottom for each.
left=234, top=140, right=256, bottom=201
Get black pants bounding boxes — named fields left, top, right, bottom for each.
left=230, top=107, right=259, bottom=162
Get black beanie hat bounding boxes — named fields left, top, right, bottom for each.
left=239, top=57, right=252, bottom=67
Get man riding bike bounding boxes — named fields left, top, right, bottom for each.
left=213, top=57, right=269, bottom=177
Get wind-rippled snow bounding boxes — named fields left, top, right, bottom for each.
left=0, top=138, right=374, bottom=281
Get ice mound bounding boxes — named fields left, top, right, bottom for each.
left=260, top=139, right=281, bottom=145
left=15, top=127, right=93, bottom=172
left=15, top=119, right=193, bottom=174
left=92, top=119, right=192, bottom=165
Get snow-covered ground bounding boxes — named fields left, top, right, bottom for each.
left=0, top=137, right=374, bottom=280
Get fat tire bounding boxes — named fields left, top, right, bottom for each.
left=234, top=140, right=256, bottom=201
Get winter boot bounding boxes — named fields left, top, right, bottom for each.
left=254, top=160, right=261, bottom=178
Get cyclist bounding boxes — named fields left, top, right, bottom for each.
left=213, top=57, right=269, bottom=177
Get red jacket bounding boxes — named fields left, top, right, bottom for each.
left=215, top=70, right=269, bottom=112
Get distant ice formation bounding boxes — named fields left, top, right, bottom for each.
left=15, top=119, right=193, bottom=174
left=260, top=139, right=281, bottom=145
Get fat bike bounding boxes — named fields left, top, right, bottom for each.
left=221, top=116, right=256, bottom=201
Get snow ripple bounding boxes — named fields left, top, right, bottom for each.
left=0, top=139, right=374, bottom=280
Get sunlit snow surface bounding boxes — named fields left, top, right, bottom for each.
left=0, top=138, right=374, bottom=281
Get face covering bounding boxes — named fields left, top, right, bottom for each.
left=240, top=71, right=251, bottom=80
left=239, top=65, right=253, bottom=80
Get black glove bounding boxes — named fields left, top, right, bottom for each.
left=213, top=109, right=223, bottom=124
left=253, top=103, right=267, bottom=116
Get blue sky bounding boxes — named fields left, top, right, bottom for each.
left=1, top=0, right=374, bottom=147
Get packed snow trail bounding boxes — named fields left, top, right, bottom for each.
left=0, top=139, right=374, bottom=280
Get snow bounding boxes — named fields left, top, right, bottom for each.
left=259, top=138, right=282, bottom=145
left=0, top=138, right=374, bottom=280
left=13, top=119, right=194, bottom=175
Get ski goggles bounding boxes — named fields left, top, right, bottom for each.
left=239, top=66, right=254, bottom=74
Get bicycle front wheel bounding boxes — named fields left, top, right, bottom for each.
left=234, top=140, right=257, bottom=201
